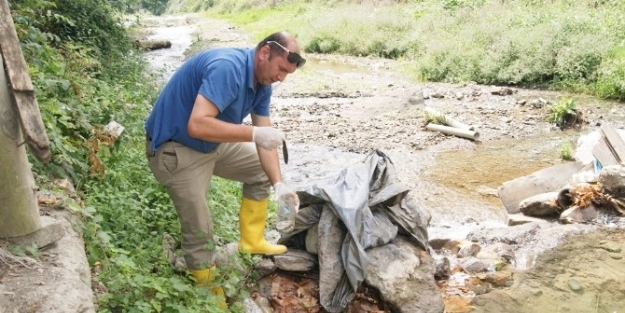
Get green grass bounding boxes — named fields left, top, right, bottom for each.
left=181, top=0, right=625, bottom=100
left=558, top=141, right=574, bottom=161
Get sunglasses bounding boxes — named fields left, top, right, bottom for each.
left=267, top=40, right=306, bottom=69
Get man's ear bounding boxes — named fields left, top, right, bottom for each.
left=259, top=45, right=270, bottom=61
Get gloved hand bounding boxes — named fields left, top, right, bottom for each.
left=273, top=182, right=299, bottom=232
left=273, top=182, right=300, bottom=211
left=252, top=126, right=284, bottom=150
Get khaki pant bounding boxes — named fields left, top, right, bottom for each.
left=146, top=139, right=270, bottom=270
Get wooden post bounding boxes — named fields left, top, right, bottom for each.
left=0, top=52, right=41, bottom=238
left=0, top=0, right=51, bottom=163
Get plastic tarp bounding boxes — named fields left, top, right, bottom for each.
left=278, top=150, right=431, bottom=312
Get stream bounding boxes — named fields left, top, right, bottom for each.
left=139, top=14, right=625, bottom=313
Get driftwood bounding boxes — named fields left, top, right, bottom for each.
left=0, top=0, right=50, bottom=162
left=134, top=39, right=172, bottom=51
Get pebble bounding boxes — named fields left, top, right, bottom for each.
left=609, top=253, right=623, bottom=260
left=599, top=242, right=622, bottom=253
left=568, top=279, right=582, bottom=292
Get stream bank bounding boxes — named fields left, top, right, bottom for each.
left=136, top=13, right=625, bottom=313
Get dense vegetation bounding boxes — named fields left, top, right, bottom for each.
left=6, top=0, right=624, bottom=312
left=8, top=0, right=244, bottom=312
left=172, top=0, right=625, bottom=100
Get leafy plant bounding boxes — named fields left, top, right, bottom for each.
left=545, top=97, right=581, bottom=128
left=558, top=141, right=574, bottom=161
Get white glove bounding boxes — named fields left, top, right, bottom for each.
left=273, top=182, right=300, bottom=211
left=252, top=126, right=284, bottom=150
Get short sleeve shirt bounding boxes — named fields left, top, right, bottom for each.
left=145, top=48, right=272, bottom=153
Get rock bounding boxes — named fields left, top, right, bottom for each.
left=477, top=271, right=514, bottom=288
left=465, top=276, right=491, bottom=295
left=273, top=249, right=317, bottom=272
left=457, top=241, right=481, bottom=258
left=460, top=257, right=494, bottom=273
left=491, top=87, right=515, bottom=96
left=441, top=239, right=462, bottom=255
left=476, top=242, right=515, bottom=265
left=559, top=205, right=597, bottom=224
left=0, top=212, right=96, bottom=312
left=256, top=258, right=277, bottom=277
left=7, top=216, right=64, bottom=249
left=530, top=98, right=547, bottom=109
left=518, top=192, right=560, bottom=217
left=599, top=165, right=625, bottom=197
left=468, top=222, right=597, bottom=269
left=365, top=236, right=444, bottom=313
left=406, top=90, right=425, bottom=106
left=434, top=257, right=451, bottom=280
left=568, top=279, right=583, bottom=292
left=428, top=238, right=449, bottom=250
left=599, top=242, right=622, bottom=253
left=507, top=213, right=551, bottom=226
left=243, top=298, right=264, bottom=313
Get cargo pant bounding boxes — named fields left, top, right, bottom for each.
left=146, top=138, right=271, bottom=270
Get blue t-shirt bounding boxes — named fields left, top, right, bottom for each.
left=145, top=48, right=272, bottom=153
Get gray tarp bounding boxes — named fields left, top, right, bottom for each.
left=278, top=150, right=431, bottom=312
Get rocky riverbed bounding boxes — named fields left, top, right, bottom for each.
left=2, top=12, right=624, bottom=313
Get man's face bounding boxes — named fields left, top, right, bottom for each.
left=256, top=45, right=297, bottom=86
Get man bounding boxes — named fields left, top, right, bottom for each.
left=144, top=31, right=305, bottom=293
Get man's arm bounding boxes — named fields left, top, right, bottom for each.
left=251, top=113, right=282, bottom=186
left=188, top=94, right=253, bottom=142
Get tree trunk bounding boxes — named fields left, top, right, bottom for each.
left=0, top=53, right=41, bottom=238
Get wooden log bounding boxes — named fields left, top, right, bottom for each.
left=0, top=0, right=50, bottom=162
left=134, top=39, right=172, bottom=51
left=497, top=162, right=584, bottom=214
left=425, top=123, right=480, bottom=141
left=0, top=53, right=41, bottom=238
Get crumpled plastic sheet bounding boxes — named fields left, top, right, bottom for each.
left=279, top=150, right=431, bottom=312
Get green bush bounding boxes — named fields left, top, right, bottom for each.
left=201, top=0, right=625, bottom=100
left=10, top=0, right=257, bottom=311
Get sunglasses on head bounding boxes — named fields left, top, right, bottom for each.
left=266, top=40, right=306, bottom=69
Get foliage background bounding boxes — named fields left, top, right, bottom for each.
left=176, top=0, right=625, bottom=100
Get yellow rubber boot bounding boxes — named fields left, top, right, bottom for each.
left=239, top=197, right=287, bottom=255
left=190, top=266, right=227, bottom=309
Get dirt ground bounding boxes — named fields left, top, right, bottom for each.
left=2, top=13, right=625, bottom=313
